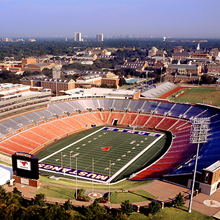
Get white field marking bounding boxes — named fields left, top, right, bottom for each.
left=39, top=127, right=105, bottom=162
left=108, top=133, right=164, bottom=183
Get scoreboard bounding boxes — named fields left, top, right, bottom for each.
left=12, top=152, right=39, bottom=180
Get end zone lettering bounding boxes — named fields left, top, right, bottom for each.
left=39, top=162, right=109, bottom=182
left=103, top=127, right=161, bottom=137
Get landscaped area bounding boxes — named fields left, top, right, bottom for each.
left=129, top=206, right=215, bottom=220
left=111, top=189, right=157, bottom=204
left=39, top=176, right=154, bottom=190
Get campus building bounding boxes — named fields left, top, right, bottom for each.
left=20, top=76, right=75, bottom=93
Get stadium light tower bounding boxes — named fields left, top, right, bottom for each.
left=188, top=117, right=209, bottom=213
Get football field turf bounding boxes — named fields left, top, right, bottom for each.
left=36, top=126, right=167, bottom=183
left=169, top=87, right=220, bottom=106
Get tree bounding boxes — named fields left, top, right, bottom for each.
left=200, top=73, right=216, bottom=84
left=63, top=199, right=72, bottom=210
left=119, top=77, right=127, bottom=86
left=120, top=200, right=134, bottom=216
left=174, top=192, right=185, bottom=208
left=148, top=200, right=160, bottom=216
left=84, top=199, right=108, bottom=219
left=34, top=193, right=46, bottom=207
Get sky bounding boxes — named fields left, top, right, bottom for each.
left=1, top=0, right=220, bottom=38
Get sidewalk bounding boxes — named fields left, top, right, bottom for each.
left=4, top=180, right=220, bottom=217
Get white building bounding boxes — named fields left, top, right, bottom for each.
left=96, top=34, right=103, bottom=42
left=74, top=32, right=82, bottom=41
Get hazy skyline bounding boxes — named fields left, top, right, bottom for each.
left=1, top=0, right=220, bottom=38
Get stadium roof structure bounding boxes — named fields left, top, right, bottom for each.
left=58, top=87, right=139, bottom=100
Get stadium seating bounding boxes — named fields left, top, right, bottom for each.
left=20, top=130, right=48, bottom=144
left=30, top=127, right=57, bottom=139
left=91, top=112, right=104, bottom=123
left=50, top=120, right=75, bottom=133
left=40, top=123, right=67, bottom=136
left=146, top=116, right=163, bottom=128
left=121, top=113, right=138, bottom=125
left=132, top=114, right=150, bottom=126
left=107, top=112, right=125, bottom=124
left=101, top=112, right=110, bottom=123
left=9, top=135, right=39, bottom=150
left=0, top=98, right=220, bottom=181
left=84, top=112, right=102, bottom=124
left=156, top=117, right=178, bottom=130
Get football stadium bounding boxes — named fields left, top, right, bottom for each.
left=0, top=92, right=220, bottom=194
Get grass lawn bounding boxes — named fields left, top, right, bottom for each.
left=119, top=84, right=136, bottom=90
left=129, top=206, right=214, bottom=220
left=171, top=88, right=220, bottom=106
left=111, top=189, right=157, bottom=204
left=39, top=175, right=154, bottom=190
left=35, top=184, right=76, bottom=200
left=167, top=88, right=189, bottom=101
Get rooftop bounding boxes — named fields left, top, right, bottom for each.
left=204, top=160, right=220, bottom=172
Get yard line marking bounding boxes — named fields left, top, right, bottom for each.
left=108, top=133, right=164, bottom=183
left=39, top=127, right=104, bottom=162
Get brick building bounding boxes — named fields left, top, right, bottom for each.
left=207, top=63, right=220, bottom=75
left=173, top=46, right=185, bottom=53
left=166, top=63, right=201, bottom=75
left=172, top=52, right=190, bottom=61
left=20, top=76, right=75, bottom=93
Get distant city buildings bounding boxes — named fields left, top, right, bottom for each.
left=74, top=32, right=82, bottom=41
left=0, top=38, right=34, bottom=42
left=96, top=34, right=103, bottom=42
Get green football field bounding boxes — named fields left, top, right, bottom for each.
left=171, top=87, right=220, bottom=106
left=36, top=126, right=168, bottom=183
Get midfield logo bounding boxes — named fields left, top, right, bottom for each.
left=101, top=146, right=112, bottom=151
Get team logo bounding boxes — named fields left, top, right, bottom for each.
left=101, top=146, right=112, bottom=151
left=17, top=159, right=31, bottom=170
left=21, top=161, right=28, bottom=166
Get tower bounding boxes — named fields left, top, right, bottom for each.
left=74, top=32, right=82, bottom=41
left=197, top=43, right=200, bottom=51
left=52, top=66, right=61, bottom=79
left=96, top=34, right=103, bottom=42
